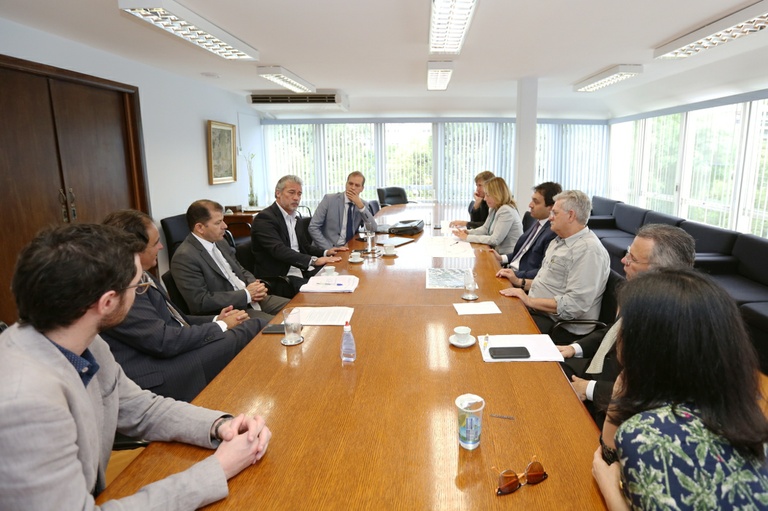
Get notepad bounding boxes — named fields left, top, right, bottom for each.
left=299, top=275, right=359, bottom=293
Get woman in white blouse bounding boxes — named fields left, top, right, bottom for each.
left=452, top=177, right=523, bottom=254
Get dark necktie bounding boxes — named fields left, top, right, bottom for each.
left=146, top=273, right=189, bottom=326
left=345, top=202, right=356, bottom=242
left=511, top=222, right=541, bottom=263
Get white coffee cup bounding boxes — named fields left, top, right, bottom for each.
left=383, top=244, right=396, bottom=255
left=324, top=265, right=336, bottom=275
left=453, top=326, right=471, bottom=343
left=350, top=253, right=362, bottom=262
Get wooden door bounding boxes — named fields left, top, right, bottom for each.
left=0, top=55, right=149, bottom=325
left=0, top=67, right=66, bottom=324
left=51, top=80, right=134, bottom=222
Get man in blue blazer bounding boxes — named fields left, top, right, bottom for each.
left=102, top=210, right=266, bottom=402
left=251, top=175, right=345, bottom=297
left=494, top=181, right=562, bottom=286
left=0, top=223, right=270, bottom=510
left=308, top=171, right=377, bottom=250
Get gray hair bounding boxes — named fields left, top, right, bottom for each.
left=636, top=224, right=696, bottom=270
left=275, top=175, right=303, bottom=194
left=553, top=190, right=591, bottom=224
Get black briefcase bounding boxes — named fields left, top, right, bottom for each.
left=388, top=220, right=424, bottom=235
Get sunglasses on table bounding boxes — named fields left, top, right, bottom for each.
left=495, top=456, right=548, bottom=496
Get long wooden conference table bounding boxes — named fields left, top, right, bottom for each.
left=98, top=203, right=606, bottom=509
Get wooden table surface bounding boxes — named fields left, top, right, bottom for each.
left=98, top=204, right=606, bottom=510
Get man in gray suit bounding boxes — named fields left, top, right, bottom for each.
left=171, top=200, right=289, bottom=320
left=0, top=224, right=271, bottom=510
left=102, top=210, right=266, bottom=402
left=309, top=171, right=377, bottom=250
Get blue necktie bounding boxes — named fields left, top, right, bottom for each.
left=345, top=202, right=356, bottom=242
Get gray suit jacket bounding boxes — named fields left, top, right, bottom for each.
left=0, top=323, right=229, bottom=510
left=101, top=273, right=263, bottom=401
left=308, top=192, right=377, bottom=250
left=171, top=233, right=287, bottom=317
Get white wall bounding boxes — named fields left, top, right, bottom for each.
left=0, top=17, right=266, bottom=272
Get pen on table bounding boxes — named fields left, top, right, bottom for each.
left=490, top=414, right=515, bottom=421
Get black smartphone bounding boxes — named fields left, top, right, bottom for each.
left=489, top=347, right=531, bottom=359
left=262, top=323, right=285, bottom=334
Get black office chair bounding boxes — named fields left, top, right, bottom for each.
left=0, top=321, right=8, bottom=333
left=550, top=270, right=625, bottom=336
left=521, top=211, right=536, bottom=231
left=377, top=187, right=411, bottom=207
left=113, top=432, right=149, bottom=451
left=368, top=199, right=381, bottom=215
left=160, top=214, right=190, bottom=262
left=161, top=271, right=190, bottom=315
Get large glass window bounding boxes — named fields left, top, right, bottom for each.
left=743, top=99, right=768, bottom=237
left=680, top=104, right=744, bottom=228
left=537, top=123, right=609, bottom=197
left=383, top=123, right=434, bottom=201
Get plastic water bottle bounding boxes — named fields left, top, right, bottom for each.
left=341, top=321, right=357, bottom=362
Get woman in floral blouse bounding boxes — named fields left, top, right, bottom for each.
left=592, top=268, right=768, bottom=510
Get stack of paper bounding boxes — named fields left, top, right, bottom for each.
left=300, top=275, right=359, bottom=293
left=478, top=334, right=564, bottom=362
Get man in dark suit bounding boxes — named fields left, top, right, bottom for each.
left=101, top=209, right=266, bottom=401
left=493, top=181, right=562, bottom=285
left=171, top=200, right=289, bottom=319
left=308, top=171, right=377, bottom=251
left=558, top=223, right=695, bottom=428
left=251, top=175, right=345, bottom=297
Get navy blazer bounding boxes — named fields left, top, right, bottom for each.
left=101, top=273, right=262, bottom=401
left=502, top=220, right=557, bottom=279
left=251, top=202, right=325, bottom=278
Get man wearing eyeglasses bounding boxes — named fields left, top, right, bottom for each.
left=499, top=190, right=610, bottom=344
left=558, top=223, right=695, bottom=428
left=0, top=224, right=271, bottom=510
left=101, top=209, right=266, bottom=402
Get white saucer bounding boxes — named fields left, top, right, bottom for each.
left=323, top=271, right=339, bottom=276
left=449, top=334, right=476, bottom=348
left=349, top=258, right=364, bottom=264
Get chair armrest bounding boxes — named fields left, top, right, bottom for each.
left=550, top=319, right=608, bottom=335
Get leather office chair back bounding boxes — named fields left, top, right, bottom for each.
left=521, top=211, right=536, bottom=231
left=377, top=187, right=409, bottom=206
left=550, top=269, right=625, bottom=334
left=160, top=214, right=190, bottom=262
left=0, top=321, right=7, bottom=333
left=161, top=271, right=190, bottom=315
left=368, top=199, right=381, bottom=215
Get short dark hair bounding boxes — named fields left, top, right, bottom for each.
left=347, top=171, right=366, bottom=186
left=534, top=182, right=562, bottom=207
left=103, top=209, right=153, bottom=253
left=12, top=224, right=137, bottom=332
left=186, top=200, right=223, bottom=231
left=610, top=268, right=768, bottom=460
left=635, top=224, right=696, bottom=270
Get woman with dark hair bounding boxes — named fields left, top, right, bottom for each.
left=593, top=268, right=768, bottom=510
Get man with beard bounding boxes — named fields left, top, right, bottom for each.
left=0, top=224, right=271, bottom=510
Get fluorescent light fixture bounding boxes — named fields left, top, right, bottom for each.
left=655, top=1, right=768, bottom=59
left=429, top=0, right=478, bottom=54
left=257, top=66, right=316, bottom=93
left=574, top=65, right=643, bottom=93
left=119, top=0, right=259, bottom=60
left=427, top=61, right=454, bottom=90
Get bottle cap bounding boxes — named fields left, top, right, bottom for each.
left=343, top=321, right=351, bottom=331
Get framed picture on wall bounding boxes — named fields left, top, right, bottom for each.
left=207, top=120, right=237, bottom=184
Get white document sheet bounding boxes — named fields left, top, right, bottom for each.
left=299, top=275, right=359, bottom=293
left=453, top=301, right=502, bottom=315
left=427, top=237, right=475, bottom=258
left=290, top=307, right=354, bottom=326
left=478, top=334, right=564, bottom=362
